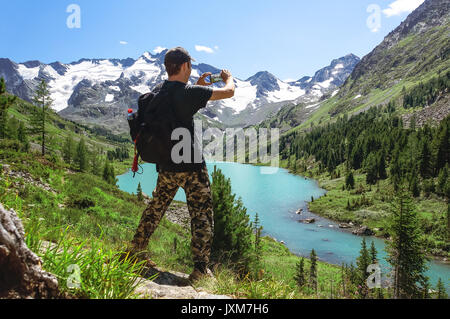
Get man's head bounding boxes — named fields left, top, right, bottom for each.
left=164, top=47, right=195, bottom=82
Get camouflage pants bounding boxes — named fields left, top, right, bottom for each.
left=131, top=165, right=214, bottom=264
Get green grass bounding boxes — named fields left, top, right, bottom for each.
left=194, top=236, right=344, bottom=299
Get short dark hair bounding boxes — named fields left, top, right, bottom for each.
left=164, top=47, right=194, bottom=76
left=164, top=61, right=183, bottom=76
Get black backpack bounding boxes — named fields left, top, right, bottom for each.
left=128, top=84, right=179, bottom=169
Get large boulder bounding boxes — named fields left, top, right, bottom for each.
left=0, top=203, right=61, bottom=298
left=352, top=225, right=374, bottom=236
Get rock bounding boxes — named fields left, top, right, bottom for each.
left=280, top=241, right=285, bottom=245
left=134, top=267, right=231, bottom=299
left=301, top=218, right=315, bottom=224
left=0, top=203, right=61, bottom=298
left=352, top=226, right=374, bottom=236
left=295, top=208, right=303, bottom=215
left=339, top=223, right=352, bottom=229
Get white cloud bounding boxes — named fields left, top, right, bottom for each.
left=195, top=45, right=215, bottom=54
left=153, top=46, right=166, bottom=54
left=119, top=41, right=128, bottom=45
left=383, top=0, right=424, bottom=17
left=214, top=45, right=219, bottom=50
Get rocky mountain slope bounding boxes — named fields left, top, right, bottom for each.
left=330, top=0, right=450, bottom=116
left=0, top=50, right=358, bottom=133
left=260, top=0, right=449, bottom=134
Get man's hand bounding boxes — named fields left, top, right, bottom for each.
left=196, top=72, right=212, bottom=86
left=221, top=69, right=232, bottom=83
left=209, top=69, right=235, bottom=101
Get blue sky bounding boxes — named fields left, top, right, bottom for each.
left=0, top=0, right=423, bottom=81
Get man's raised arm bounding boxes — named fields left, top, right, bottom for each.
left=209, top=70, right=235, bottom=101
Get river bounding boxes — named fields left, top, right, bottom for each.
left=117, top=161, right=449, bottom=291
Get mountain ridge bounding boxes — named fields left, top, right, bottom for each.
left=0, top=51, right=359, bottom=133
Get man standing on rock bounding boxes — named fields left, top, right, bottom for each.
left=128, top=47, right=235, bottom=282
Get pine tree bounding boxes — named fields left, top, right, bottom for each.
left=63, top=134, right=75, bottom=164
left=137, top=182, right=143, bottom=202
left=252, top=213, right=263, bottom=267
left=436, top=278, right=448, bottom=299
left=356, top=238, right=371, bottom=298
left=74, top=137, right=88, bottom=172
left=410, top=173, right=421, bottom=197
left=30, top=80, right=52, bottom=156
left=418, top=140, right=432, bottom=179
left=345, top=170, right=355, bottom=190
left=436, top=164, right=448, bottom=197
left=377, top=153, right=387, bottom=180
left=17, top=121, right=29, bottom=152
left=211, top=166, right=254, bottom=274
left=386, top=189, right=429, bottom=299
left=0, top=77, right=16, bottom=139
left=309, top=249, right=318, bottom=292
left=5, top=116, right=18, bottom=140
left=365, top=153, right=378, bottom=185
left=435, top=121, right=449, bottom=172
left=102, top=160, right=116, bottom=185
left=90, top=150, right=102, bottom=176
left=294, top=257, right=306, bottom=289
left=370, top=241, right=378, bottom=264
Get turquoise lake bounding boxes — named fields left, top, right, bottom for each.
left=117, top=161, right=449, bottom=291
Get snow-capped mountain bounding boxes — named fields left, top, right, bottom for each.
left=0, top=50, right=359, bottom=132
left=288, top=54, right=360, bottom=97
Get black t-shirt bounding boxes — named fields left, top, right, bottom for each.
left=155, top=80, right=213, bottom=172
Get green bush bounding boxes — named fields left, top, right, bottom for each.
left=67, top=195, right=96, bottom=209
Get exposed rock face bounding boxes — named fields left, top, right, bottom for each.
left=352, top=226, right=374, bottom=236
left=0, top=203, right=60, bottom=298
left=0, top=164, right=57, bottom=195
left=402, top=95, right=450, bottom=128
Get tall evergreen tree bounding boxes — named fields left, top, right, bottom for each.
left=345, top=170, right=355, bottom=190
left=0, top=77, right=16, bottom=139
left=74, top=137, right=88, bottom=172
left=436, top=278, right=448, bottom=299
left=386, top=189, right=428, bottom=299
left=418, top=140, right=432, bottom=179
left=309, top=249, right=318, bottom=292
left=365, top=153, right=379, bottom=185
left=30, top=80, right=52, bottom=156
left=294, top=257, right=306, bottom=289
left=102, top=160, right=116, bottom=185
left=356, top=238, right=371, bottom=298
left=435, top=121, right=449, bottom=172
left=370, top=241, right=378, bottom=264
left=90, top=150, right=102, bottom=176
left=17, top=121, right=29, bottom=152
left=252, top=213, right=263, bottom=267
left=63, top=134, right=75, bottom=164
left=211, top=166, right=254, bottom=274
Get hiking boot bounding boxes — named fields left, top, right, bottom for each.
left=188, top=267, right=215, bottom=282
left=119, top=249, right=157, bottom=269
